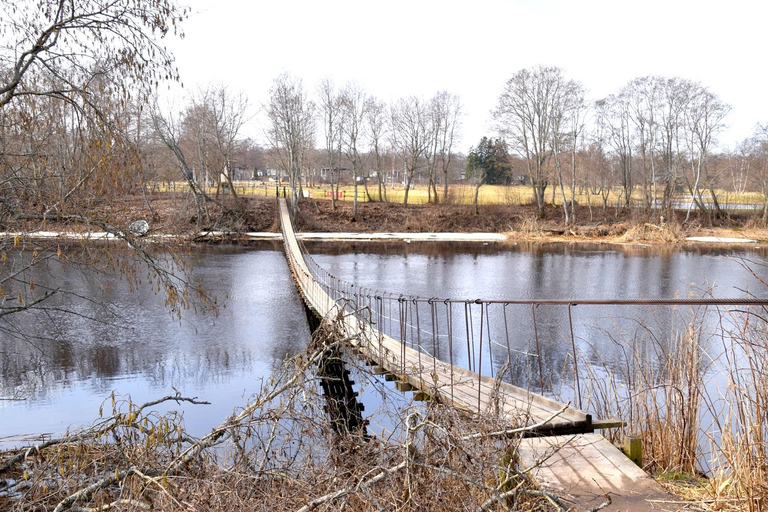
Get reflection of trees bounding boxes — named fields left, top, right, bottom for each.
left=0, top=248, right=312, bottom=401
left=320, top=241, right=768, bottom=406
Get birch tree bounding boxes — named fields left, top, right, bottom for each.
left=340, top=83, right=368, bottom=219
left=624, top=77, right=662, bottom=210
left=683, top=85, right=730, bottom=221
left=591, top=99, right=621, bottom=218
left=550, top=78, right=585, bottom=225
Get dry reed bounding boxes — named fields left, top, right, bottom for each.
left=579, top=296, right=768, bottom=511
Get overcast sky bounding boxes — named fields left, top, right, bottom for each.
left=167, top=0, right=768, bottom=153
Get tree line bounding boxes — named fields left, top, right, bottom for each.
left=489, top=67, right=738, bottom=224
left=258, top=68, right=768, bottom=226
left=264, top=74, right=462, bottom=218
left=4, top=0, right=768, bottom=241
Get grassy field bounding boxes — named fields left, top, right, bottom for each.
left=148, top=181, right=767, bottom=210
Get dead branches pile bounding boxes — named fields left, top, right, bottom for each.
left=0, top=319, right=570, bottom=511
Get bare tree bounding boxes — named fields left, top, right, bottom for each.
left=656, top=77, right=690, bottom=212
left=623, top=77, right=662, bottom=210
left=550, top=78, right=585, bottom=225
left=494, top=66, right=561, bottom=218
left=150, top=89, right=248, bottom=223
left=425, top=101, right=442, bottom=204
left=732, top=139, right=751, bottom=196
left=340, top=83, right=368, bottom=219
left=390, top=96, right=431, bottom=207
left=747, top=124, right=768, bottom=224
left=267, top=73, right=315, bottom=213
left=206, top=86, right=251, bottom=199
left=425, top=91, right=462, bottom=204
left=592, top=99, right=616, bottom=218
left=317, top=78, right=343, bottom=209
left=495, top=67, right=585, bottom=220
left=150, top=99, right=212, bottom=222
left=682, top=84, right=730, bottom=221
left=365, top=96, right=390, bottom=202
left=601, top=92, right=634, bottom=212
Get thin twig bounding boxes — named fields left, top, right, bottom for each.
left=461, top=403, right=571, bottom=441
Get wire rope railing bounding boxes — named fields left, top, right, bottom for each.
left=279, top=200, right=768, bottom=416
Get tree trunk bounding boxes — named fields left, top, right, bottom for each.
left=403, top=173, right=413, bottom=206
left=443, top=169, right=450, bottom=204
left=353, top=177, right=358, bottom=220
left=330, top=176, right=337, bottom=210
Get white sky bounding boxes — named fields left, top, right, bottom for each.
left=166, top=0, right=768, bottom=153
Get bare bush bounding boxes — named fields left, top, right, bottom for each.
left=0, top=317, right=577, bottom=511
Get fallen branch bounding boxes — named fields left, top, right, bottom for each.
left=0, top=394, right=209, bottom=474
left=295, top=460, right=408, bottom=512
left=53, top=466, right=161, bottom=512
left=461, top=403, right=571, bottom=441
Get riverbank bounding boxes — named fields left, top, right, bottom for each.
left=10, top=194, right=767, bottom=246
left=293, top=197, right=768, bottom=244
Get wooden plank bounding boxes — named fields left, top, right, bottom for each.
left=357, top=334, right=585, bottom=428
left=350, top=325, right=587, bottom=429
left=518, top=434, right=681, bottom=511
left=395, top=381, right=415, bottom=391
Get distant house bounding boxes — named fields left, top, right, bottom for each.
left=230, top=166, right=255, bottom=181
left=318, top=167, right=350, bottom=183
left=264, top=168, right=280, bottom=182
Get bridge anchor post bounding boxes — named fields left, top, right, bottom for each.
left=623, top=436, right=643, bottom=467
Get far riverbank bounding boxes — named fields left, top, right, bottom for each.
left=11, top=194, right=768, bottom=247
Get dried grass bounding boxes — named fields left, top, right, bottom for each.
left=580, top=296, right=768, bottom=512
left=0, top=318, right=569, bottom=512
left=616, top=221, right=685, bottom=243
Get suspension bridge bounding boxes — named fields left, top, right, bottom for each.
left=278, top=198, right=698, bottom=511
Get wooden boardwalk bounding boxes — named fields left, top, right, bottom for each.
left=279, top=198, right=684, bottom=511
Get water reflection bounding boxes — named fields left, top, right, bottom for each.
left=308, top=241, right=768, bottom=300
left=2, top=239, right=767, bottom=449
left=0, top=243, right=311, bottom=444
left=309, top=240, right=768, bottom=403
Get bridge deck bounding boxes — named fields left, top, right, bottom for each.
left=278, top=198, right=681, bottom=510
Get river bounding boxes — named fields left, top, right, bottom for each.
left=1, top=240, right=767, bottom=448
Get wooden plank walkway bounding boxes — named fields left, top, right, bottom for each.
left=278, top=198, right=682, bottom=510
left=518, top=435, right=698, bottom=511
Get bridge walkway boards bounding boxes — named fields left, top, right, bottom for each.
left=278, top=198, right=685, bottom=511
